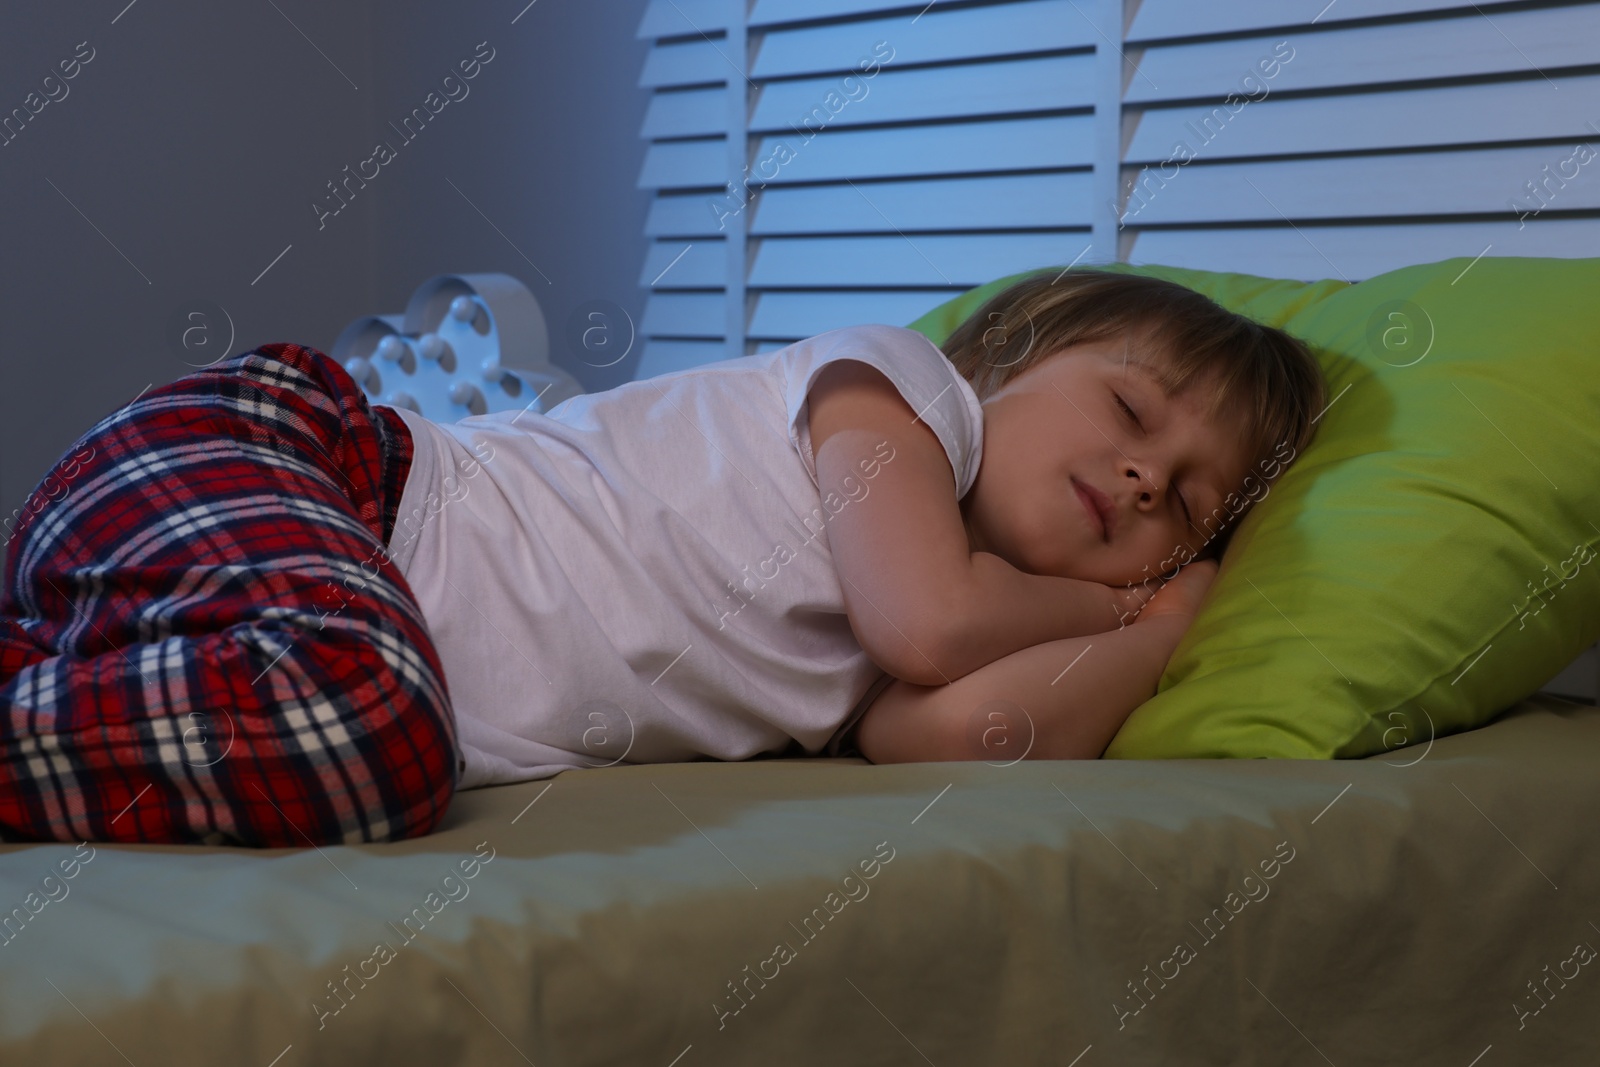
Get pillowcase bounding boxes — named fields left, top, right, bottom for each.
left=906, top=258, right=1600, bottom=759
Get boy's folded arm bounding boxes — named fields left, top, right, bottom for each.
left=848, top=612, right=1190, bottom=764
left=810, top=358, right=972, bottom=687
left=810, top=360, right=1137, bottom=687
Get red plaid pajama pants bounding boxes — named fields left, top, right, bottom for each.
left=0, top=344, right=459, bottom=847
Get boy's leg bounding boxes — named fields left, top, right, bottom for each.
left=0, top=344, right=459, bottom=847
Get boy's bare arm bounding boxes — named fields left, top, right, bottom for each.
left=849, top=562, right=1216, bottom=763
left=811, top=358, right=1146, bottom=687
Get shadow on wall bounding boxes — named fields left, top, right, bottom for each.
left=0, top=0, right=651, bottom=567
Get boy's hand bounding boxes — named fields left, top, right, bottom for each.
left=1136, top=559, right=1220, bottom=623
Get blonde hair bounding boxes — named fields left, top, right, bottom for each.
left=939, top=268, right=1327, bottom=557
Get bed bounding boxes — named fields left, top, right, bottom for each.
left=7, top=249, right=1600, bottom=1063
left=1, top=691, right=1595, bottom=1064
left=10, top=0, right=1598, bottom=1055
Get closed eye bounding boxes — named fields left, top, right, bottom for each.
left=1120, top=390, right=1196, bottom=527
left=1114, top=393, right=1141, bottom=428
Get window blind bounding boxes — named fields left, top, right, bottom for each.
left=634, top=0, right=1118, bottom=375
left=634, top=0, right=1600, bottom=377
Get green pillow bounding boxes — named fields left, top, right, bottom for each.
left=907, top=258, right=1600, bottom=759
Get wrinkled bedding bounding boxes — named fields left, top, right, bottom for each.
left=2, top=693, right=1596, bottom=1065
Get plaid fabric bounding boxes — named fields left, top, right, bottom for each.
left=0, top=344, right=459, bottom=847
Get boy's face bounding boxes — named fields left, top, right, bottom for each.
left=960, top=331, right=1255, bottom=588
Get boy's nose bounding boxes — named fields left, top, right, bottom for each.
left=1126, top=463, right=1164, bottom=501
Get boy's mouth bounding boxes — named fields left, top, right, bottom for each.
left=1072, top=478, right=1115, bottom=542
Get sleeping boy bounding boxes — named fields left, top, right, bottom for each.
left=383, top=268, right=1326, bottom=785
left=0, top=267, right=1325, bottom=845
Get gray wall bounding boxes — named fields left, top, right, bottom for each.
left=0, top=0, right=650, bottom=573
left=365, top=0, right=653, bottom=394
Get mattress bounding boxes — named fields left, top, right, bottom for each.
left=2, top=693, right=1596, bottom=1064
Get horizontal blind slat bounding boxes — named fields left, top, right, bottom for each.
left=638, top=0, right=737, bottom=38
left=647, top=195, right=736, bottom=237
left=640, top=240, right=724, bottom=287
left=641, top=87, right=727, bottom=139
left=749, top=290, right=969, bottom=337
left=638, top=139, right=728, bottom=189
left=1126, top=73, right=1600, bottom=162
left=750, top=54, right=1095, bottom=132
left=1119, top=144, right=1600, bottom=224
left=751, top=172, right=1095, bottom=232
left=1126, top=0, right=1513, bottom=42
left=1128, top=218, right=1600, bottom=282
left=640, top=39, right=729, bottom=87
left=1128, top=6, right=1600, bottom=105
left=750, top=115, right=1094, bottom=183
left=752, top=0, right=1094, bottom=78
left=750, top=0, right=941, bottom=28
left=749, top=233, right=1093, bottom=287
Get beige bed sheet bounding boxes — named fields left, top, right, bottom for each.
left=2, top=693, right=1596, bottom=1065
